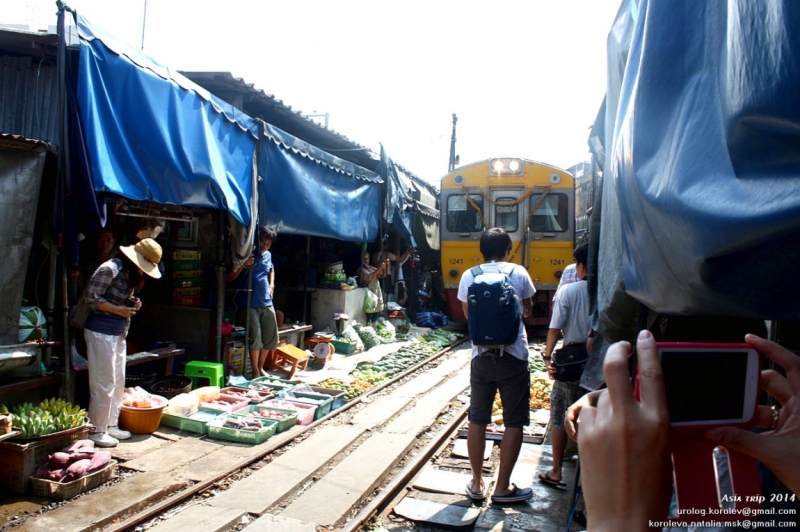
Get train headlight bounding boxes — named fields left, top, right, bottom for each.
left=489, top=158, right=524, bottom=176
left=449, top=269, right=460, bottom=278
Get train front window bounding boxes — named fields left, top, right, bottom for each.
left=529, top=193, right=568, bottom=232
left=494, top=197, right=518, bottom=232
left=447, top=194, right=484, bottom=232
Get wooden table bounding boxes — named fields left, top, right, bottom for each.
left=277, top=324, right=312, bottom=349
left=126, top=347, right=185, bottom=376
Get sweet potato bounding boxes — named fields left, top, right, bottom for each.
left=87, top=451, right=111, bottom=473
left=67, top=450, right=96, bottom=462
left=48, top=452, right=72, bottom=468
left=62, top=439, right=94, bottom=453
left=47, top=468, right=67, bottom=481
left=34, top=462, right=52, bottom=479
left=61, top=458, right=91, bottom=482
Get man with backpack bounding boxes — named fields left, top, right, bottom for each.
left=457, top=228, right=536, bottom=504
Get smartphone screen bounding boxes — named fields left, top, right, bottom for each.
left=658, top=345, right=759, bottom=427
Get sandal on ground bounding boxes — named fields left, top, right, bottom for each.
left=538, top=472, right=567, bottom=490
left=490, top=484, right=533, bottom=504
left=465, top=481, right=487, bottom=501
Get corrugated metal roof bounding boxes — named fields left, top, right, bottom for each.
left=0, top=30, right=60, bottom=145
left=180, top=71, right=380, bottom=172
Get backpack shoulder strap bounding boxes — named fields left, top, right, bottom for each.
left=470, top=265, right=484, bottom=277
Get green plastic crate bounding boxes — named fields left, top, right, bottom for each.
left=309, top=386, right=347, bottom=411
left=173, top=260, right=202, bottom=271
left=330, top=339, right=356, bottom=354
left=243, top=377, right=295, bottom=395
left=206, top=416, right=277, bottom=444
left=229, top=405, right=297, bottom=433
left=160, top=410, right=219, bottom=434
left=288, top=391, right=333, bottom=420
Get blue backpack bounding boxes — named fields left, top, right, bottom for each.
left=467, top=263, right=521, bottom=352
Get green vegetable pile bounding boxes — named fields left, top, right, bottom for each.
left=353, top=322, right=382, bottom=350
left=373, top=322, right=395, bottom=343
left=529, top=357, right=547, bottom=372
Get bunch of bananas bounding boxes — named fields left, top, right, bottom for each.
left=0, top=398, right=88, bottom=438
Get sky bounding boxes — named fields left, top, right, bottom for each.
left=2, top=0, right=621, bottom=186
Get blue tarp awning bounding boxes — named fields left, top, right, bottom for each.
left=599, top=0, right=800, bottom=323
left=258, top=122, right=382, bottom=242
left=75, top=13, right=257, bottom=226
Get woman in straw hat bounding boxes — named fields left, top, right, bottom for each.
left=83, top=238, right=162, bottom=447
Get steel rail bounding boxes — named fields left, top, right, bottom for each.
left=339, top=402, right=470, bottom=532
left=106, top=337, right=469, bottom=532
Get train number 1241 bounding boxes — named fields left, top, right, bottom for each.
left=550, top=259, right=565, bottom=265
left=449, top=258, right=463, bottom=265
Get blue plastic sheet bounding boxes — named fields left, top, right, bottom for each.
left=607, top=0, right=800, bottom=321
left=75, top=14, right=257, bottom=226
left=258, top=123, right=381, bottom=242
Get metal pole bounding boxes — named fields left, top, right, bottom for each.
left=303, top=235, right=310, bottom=324
left=214, top=213, right=225, bottom=363
left=141, top=0, right=147, bottom=51
left=448, top=113, right=458, bottom=172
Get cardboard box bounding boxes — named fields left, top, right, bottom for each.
left=225, top=341, right=245, bottom=376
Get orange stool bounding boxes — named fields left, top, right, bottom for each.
left=272, top=344, right=311, bottom=379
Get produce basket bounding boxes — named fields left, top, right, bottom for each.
left=119, top=395, right=168, bottom=434
left=220, top=387, right=273, bottom=404
left=240, top=377, right=294, bottom=396
left=262, top=399, right=315, bottom=426
left=235, top=404, right=298, bottom=433
left=30, top=460, right=117, bottom=500
left=149, top=377, right=192, bottom=399
left=0, top=425, right=91, bottom=493
left=330, top=339, right=356, bottom=355
left=159, top=410, right=218, bottom=434
left=309, top=386, right=347, bottom=411
left=206, top=415, right=277, bottom=444
left=287, top=391, right=333, bottom=420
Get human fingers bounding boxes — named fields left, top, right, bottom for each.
left=635, top=330, right=668, bottom=414
left=566, top=391, right=603, bottom=440
left=760, top=369, right=792, bottom=405
left=602, top=340, right=634, bottom=410
left=746, top=334, right=800, bottom=379
left=750, top=405, right=781, bottom=430
left=703, top=426, right=779, bottom=472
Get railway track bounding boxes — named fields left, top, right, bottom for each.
left=7, top=338, right=472, bottom=532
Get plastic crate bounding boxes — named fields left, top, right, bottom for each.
left=243, top=377, right=294, bottom=395
left=30, top=460, right=118, bottom=500
left=199, top=393, right=250, bottom=414
left=330, top=339, right=356, bottom=355
left=262, top=399, right=316, bottom=426
left=159, top=410, right=219, bottom=434
left=220, top=387, right=274, bottom=404
left=173, top=270, right=203, bottom=279
left=172, top=250, right=201, bottom=260
left=229, top=405, right=297, bottom=433
left=287, top=391, right=333, bottom=420
left=309, top=386, right=347, bottom=411
left=173, top=278, right=202, bottom=289
left=0, top=425, right=91, bottom=493
left=206, top=416, right=277, bottom=444
left=173, top=294, right=201, bottom=307
left=173, top=259, right=202, bottom=271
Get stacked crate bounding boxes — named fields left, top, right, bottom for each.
left=173, top=250, right=202, bottom=306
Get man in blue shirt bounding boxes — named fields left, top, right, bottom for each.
left=227, top=227, right=278, bottom=378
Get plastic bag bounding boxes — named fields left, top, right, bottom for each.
left=70, top=340, right=88, bottom=371
left=364, top=288, right=379, bottom=313
left=341, top=325, right=364, bottom=352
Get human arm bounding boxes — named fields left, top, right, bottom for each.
left=269, top=267, right=275, bottom=297
left=577, top=330, right=672, bottom=531
left=544, top=328, right=560, bottom=379
left=703, top=334, right=800, bottom=495
left=226, top=256, right=255, bottom=282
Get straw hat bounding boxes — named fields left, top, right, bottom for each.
left=120, top=238, right=162, bottom=279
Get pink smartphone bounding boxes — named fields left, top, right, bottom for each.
left=656, top=343, right=760, bottom=427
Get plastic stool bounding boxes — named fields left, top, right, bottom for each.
left=184, top=361, right=225, bottom=389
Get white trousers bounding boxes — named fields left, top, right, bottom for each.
left=84, top=329, right=126, bottom=433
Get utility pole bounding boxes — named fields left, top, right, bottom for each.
left=448, top=113, right=458, bottom=172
